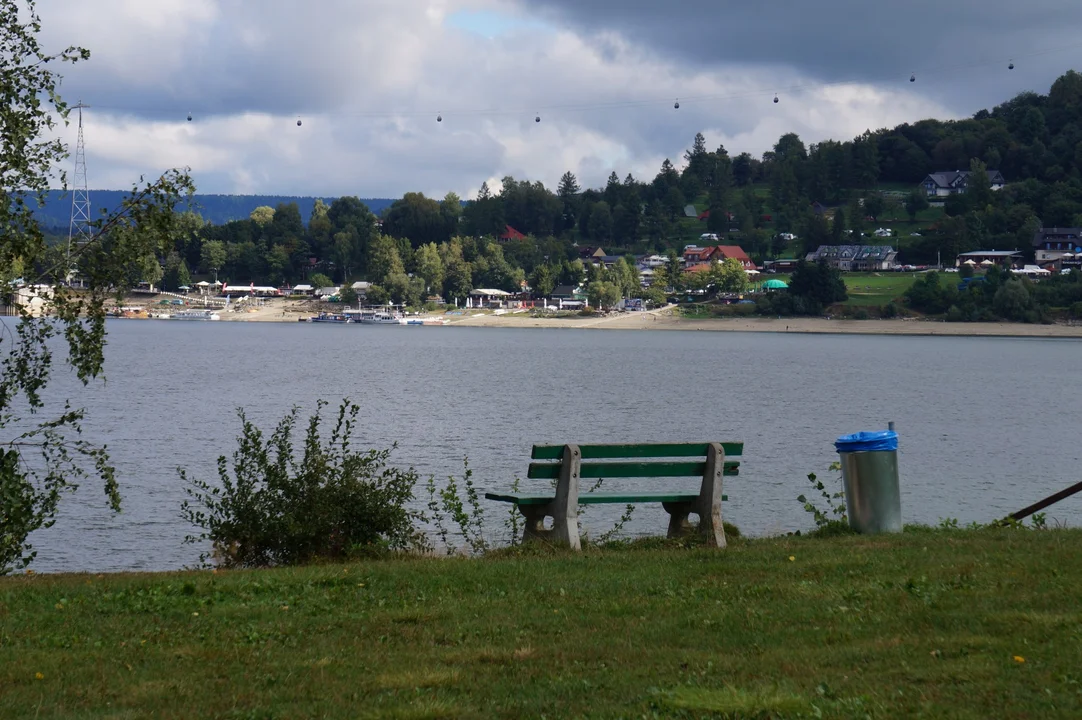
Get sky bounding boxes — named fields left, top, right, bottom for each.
left=37, top=0, right=1082, bottom=199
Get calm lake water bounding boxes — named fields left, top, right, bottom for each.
left=20, top=320, right=1082, bottom=572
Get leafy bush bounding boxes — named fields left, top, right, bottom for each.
left=181, top=400, right=425, bottom=567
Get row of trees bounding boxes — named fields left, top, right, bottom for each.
left=905, top=267, right=1082, bottom=323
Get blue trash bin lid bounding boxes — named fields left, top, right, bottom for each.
left=835, top=430, right=898, bottom=453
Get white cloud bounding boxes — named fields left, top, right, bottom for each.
left=36, top=0, right=987, bottom=198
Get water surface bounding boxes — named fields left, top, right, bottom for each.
left=23, top=321, right=1082, bottom=572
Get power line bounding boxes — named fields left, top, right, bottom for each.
left=80, top=42, right=1082, bottom=122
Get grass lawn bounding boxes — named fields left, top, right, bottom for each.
left=3, top=529, right=1081, bottom=718
left=841, top=273, right=921, bottom=306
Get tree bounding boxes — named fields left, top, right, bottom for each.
left=0, top=0, right=195, bottom=573
left=250, top=206, right=275, bottom=227
left=587, top=280, right=621, bottom=310
left=905, top=188, right=930, bottom=222
left=529, top=263, right=556, bottom=297
left=365, top=284, right=390, bottom=306
left=712, top=257, right=750, bottom=294
left=789, top=260, right=848, bottom=310
left=308, top=272, right=334, bottom=290
left=665, top=250, right=685, bottom=291
left=863, top=191, right=886, bottom=222
left=732, top=152, right=754, bottom=186
left=414, top=242, right=444, bottom=296
left=440, top=191, right=462, bottom=237
left=557, top=171, right=581, bottom=231
left=161, top=251, right=191, bottom=291
left=831, top=208, right=846, bottom=242
left=382, top=192, right=447, bottom=248
left=588, top=201, right=613, bottom=243
left=366, top=235, right=405, bottom=283
left=200, top=240, right=226, bottom=280
left=339, top=285, right=358, bottom=305
left=138, top=251, right=163, bottom=290
left=684, top=132, right=710, bottom=183
left=993, top=277, right=1034, bottom=321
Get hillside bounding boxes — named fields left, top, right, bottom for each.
left=34, top=191, right=397, bottom=231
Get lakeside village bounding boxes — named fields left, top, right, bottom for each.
left=9, top=221, right=1082, bottom=325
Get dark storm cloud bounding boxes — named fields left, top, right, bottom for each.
left=526, top=0, right=1082, bottom=110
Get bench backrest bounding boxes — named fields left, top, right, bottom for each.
left=527, top=442, right=743, bottom=481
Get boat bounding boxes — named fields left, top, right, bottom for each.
left=168, top=309, right=220, bottom=321
left=309, top=312, right=351, bottom=323
left=351, top=309, right=405, bottom=325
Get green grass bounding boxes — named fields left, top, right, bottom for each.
left=3, top=529, right=1082, bottom=718
left=841, top=273, right=921, bottom=306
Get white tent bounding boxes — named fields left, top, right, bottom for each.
left=963, top=259, right=977, bottom=265
left=980, top=259, right=994, bottom=266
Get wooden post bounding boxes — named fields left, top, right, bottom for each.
left=695, top=442, right=727, bottom=548
left=550, top=444, right=581, bottom=550
left=1006, top=480, right=1082, bottom=523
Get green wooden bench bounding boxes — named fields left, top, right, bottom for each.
left=485, top=442, right=743, bottom=550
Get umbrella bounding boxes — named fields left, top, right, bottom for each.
left=195, top=281, right=211, bottom=287
left=179, top=285, right=191, bottom=290
left=963, top=259, right=977, bottom=265
left=979, top=260, right=994, bottom=266
left=763, top=279, right=788, bottom=290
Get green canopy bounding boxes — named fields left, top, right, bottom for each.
left=763, top=279, right=788, bottom=290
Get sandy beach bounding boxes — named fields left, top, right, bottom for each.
left=203, top=299, right=1082, bottom=338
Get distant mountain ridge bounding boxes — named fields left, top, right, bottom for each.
left=35, top=191, right=397, bottom=231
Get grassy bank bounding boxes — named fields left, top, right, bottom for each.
left=3, top=529, right=1081, bottom=718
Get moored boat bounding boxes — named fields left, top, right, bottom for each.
left=309, top=312, right=351, bottom=323
left=168, top=309, right=220, bottom=321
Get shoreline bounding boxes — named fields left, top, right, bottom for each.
left=120, top=299, right=1082, bottom=338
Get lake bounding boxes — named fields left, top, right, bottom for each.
left=20, top=320, right=1082, bottom=572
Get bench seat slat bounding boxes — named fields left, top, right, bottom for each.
left=485, top=491, right=728, bottom=505
left=531, top=442, right=743, bottom=460
left=527, top=460, right=739, bottom=480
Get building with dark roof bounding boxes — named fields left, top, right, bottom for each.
left=805, top=245, right=898, bottom=271
left=922, top=170, right=1006, bottom=197
left=1032, top=227, right=1082, bottom=263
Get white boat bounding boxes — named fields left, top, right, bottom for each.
left=351, top=309, right=405, bottom=325
left=168, top=309, right=220, bottom=321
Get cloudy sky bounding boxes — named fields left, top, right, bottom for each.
left=39, top=0, right=1082, bottom=198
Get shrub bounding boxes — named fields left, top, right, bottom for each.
left=181, top=400, right=426, bottom=567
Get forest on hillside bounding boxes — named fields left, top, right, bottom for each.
left=83, top=70, right=1082, bottom=304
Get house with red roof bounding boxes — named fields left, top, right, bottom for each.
left=716, top=245, right=757, bottom=271
left=498, top=225, right=527, bottom=242
left=682, top=245, right=758, bottom=271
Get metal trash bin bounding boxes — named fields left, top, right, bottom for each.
left=834, top=430, right=901, bottom=534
